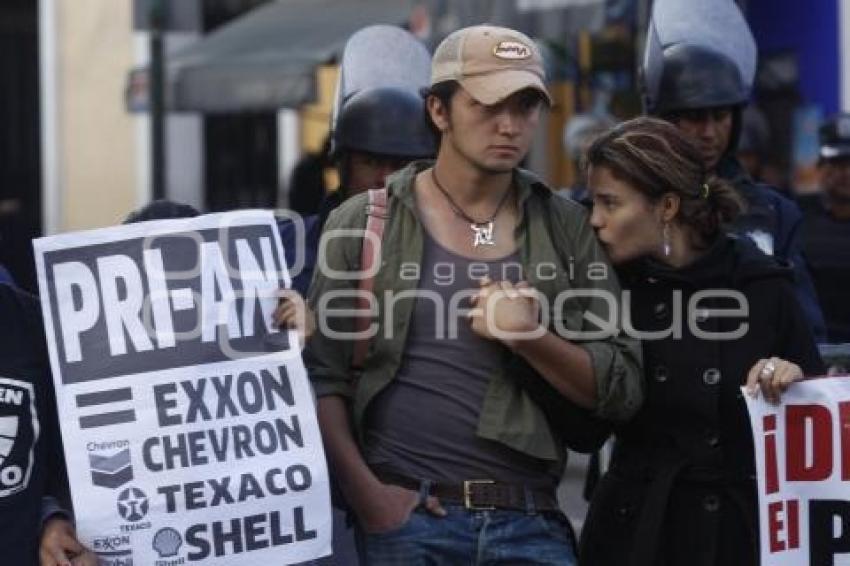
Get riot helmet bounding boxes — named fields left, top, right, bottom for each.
left=648, top=44, right=750, bottom=116
left=329, top=25, right=433, bottom=193
left=641, top=0, right=757, bottom=156
left=333, top=86, right=434, bottom=159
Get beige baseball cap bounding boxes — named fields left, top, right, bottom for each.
left=431, top=24, right=551, bottom=106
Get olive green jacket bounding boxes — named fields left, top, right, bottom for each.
left=304, top=161, right=643, bottom=464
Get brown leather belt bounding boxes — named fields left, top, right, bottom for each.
left=374, top=469, right=560, bottom=513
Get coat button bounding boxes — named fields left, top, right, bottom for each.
left=694, top=309, right=710, bottom=323
left=653, top=302, right=669, bottom=320
left=706, top=433, right=720, bottom=448
left=703, top=368, right=721, bottom=386
left=654, top=365, right=669, bottom=383
left=703, top=494, right=720, bottom=512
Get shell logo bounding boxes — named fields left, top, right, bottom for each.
left=153, top=527, right=183, bottom=558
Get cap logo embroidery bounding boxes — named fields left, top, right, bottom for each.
left=492, top=41, right=531, bottom=60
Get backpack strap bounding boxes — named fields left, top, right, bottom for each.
left=352, top=187, right=389, bottom=371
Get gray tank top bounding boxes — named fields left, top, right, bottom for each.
left=364, top=230, right=557, bottom=488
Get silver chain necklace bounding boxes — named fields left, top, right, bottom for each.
left=430, top=168, right=513, bottom=247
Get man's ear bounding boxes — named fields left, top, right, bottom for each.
left=660, top=192, right=681, bottom=223
left=427, top=95, right=450, bottom=133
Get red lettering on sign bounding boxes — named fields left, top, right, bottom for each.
left=764, top=415, right=779, bottom=494
left=768, top=499, right=801, bottom=553
left=786, top=405, right=833, bottom=481
left=788, top=499, right=800, bottom=549
left=768, top=501, right=785, bottom=553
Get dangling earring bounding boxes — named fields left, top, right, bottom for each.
left=662, top=223, right=671, bottom=257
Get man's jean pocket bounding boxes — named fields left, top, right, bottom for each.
left=357, top=505, right=577, bottom=565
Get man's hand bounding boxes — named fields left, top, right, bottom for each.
left=468, top=277, right=544, bottom=346
left=356, top=482, right=446, bottom=534
left=39, top=517, right=97, bottom=566
left=315, top=398, right=447, bottom=537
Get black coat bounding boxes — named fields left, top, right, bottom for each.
left=579, top=236, right=825, bottom=566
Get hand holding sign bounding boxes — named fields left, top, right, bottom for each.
left=743, top=376, right=850, bottom=565
left=39, top=516, right=97, bottom=566
left=746, top=357, right=804, bottom=404
left=273, top=290, right=315, bottom=350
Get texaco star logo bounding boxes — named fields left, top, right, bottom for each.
left=117, top=486, right=149, bottom=522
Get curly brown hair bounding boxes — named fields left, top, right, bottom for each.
left=583, top=116, right=745, bottom=248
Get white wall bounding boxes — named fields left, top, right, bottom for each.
left=46, top=0, right=138, bottom=231
left=39, top=0, right=206, bottom=233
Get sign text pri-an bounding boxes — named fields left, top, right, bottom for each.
left=44, top=226, right=287, bottom=383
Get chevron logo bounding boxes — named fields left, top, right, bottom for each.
left=89, top=448, right=133, bottom=489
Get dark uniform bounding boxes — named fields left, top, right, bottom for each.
left=800, top=196, right=850, bottom=342
left=799, top=114, right=850, bottom=343
left=0, top=283, right=70, bottom=565
left=717, top=155, right=826, bottom=343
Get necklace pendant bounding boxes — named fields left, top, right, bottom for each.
left=471, top=221, right=495, bottom=247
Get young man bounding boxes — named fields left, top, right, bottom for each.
left=799, top=114, right=850, bottom=343
left=641, top=0, right=826, bottom=342
left=305, top=24, right=642, bottom=564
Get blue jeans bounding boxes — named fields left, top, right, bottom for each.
left=357, top=505, right=577, bottom=565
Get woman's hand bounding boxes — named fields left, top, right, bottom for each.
left=746, top=357, right=803, bottom=404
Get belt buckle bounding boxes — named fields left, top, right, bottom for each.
left=463, top=479, right=495, bottom=511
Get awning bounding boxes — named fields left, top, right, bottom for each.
left=127, top=0, right=419, bottom=113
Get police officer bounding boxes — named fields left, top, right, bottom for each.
left=333, top=87, right=434, bottom=198
left=641, top=0, right=826, bottom=342
left=280, top=25, right=435, bottom=295
left=799, top=114, right=850, bottom=343
left=280, top=85, right=435, bottom=297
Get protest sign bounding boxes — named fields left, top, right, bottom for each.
left=34, top=211, right=331, bottom=566
left=743, top=376, right=850, bottom=566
